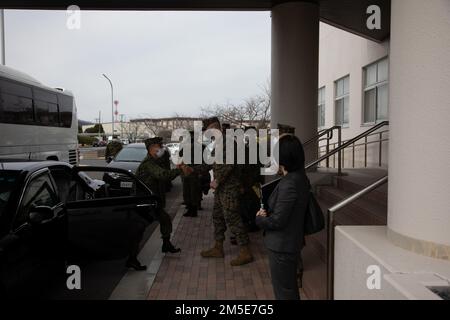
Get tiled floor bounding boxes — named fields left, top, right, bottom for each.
left=147, top=191, right=307, bottom=300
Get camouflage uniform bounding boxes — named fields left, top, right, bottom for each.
left=136, top=155, right=181, bottom=238
left=196, top=133, right=249, bottom=246
left=105, top=140, right=123, bottom=159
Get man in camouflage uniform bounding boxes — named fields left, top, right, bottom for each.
left=195, top=117, right=254, bottom=266
left=105, top=137, right=122, bottom=160
left=136, top=137, right=183, bottom=256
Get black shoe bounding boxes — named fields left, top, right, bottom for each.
left=183, top=207, right=198, bottom=217
left=230, top=236, right=238, bottom=246
left=162, top=240, right=181, bottom=253
left=126, top=258, right=147, bottom=271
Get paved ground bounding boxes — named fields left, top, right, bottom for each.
left=147, top=191, right=308, bottom=300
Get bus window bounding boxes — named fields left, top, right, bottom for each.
left=35, top=100, right=59, bottom=126
left=0, top=79, right=34, bottom=124
left=0, top=79, right=33, bottom=98
left=33, top=89, right=59, bottom=126
left=0, top=89, right=34, bottom=124
left=58, top=94, right=73, bottom=128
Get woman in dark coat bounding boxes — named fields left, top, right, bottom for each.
left=256, top=134, right=309, bottom=300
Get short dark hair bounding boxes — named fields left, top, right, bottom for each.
left=277, top=135, right=305, bottom=172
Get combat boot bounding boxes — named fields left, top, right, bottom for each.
left=200, top=241, right=224, bottom=258
left=183, top=206, right=198, bottom=217
left=230, top=245, right=254, bottom=266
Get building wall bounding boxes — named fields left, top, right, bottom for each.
left=318, top=23, right=390, bottom=169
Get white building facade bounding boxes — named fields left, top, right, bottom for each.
left=318, top=23, right=390, bottom=169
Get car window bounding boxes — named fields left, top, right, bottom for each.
left=74, top=169, right=151, bottom=199
left=114, top=147, right=147, bottom=162
left=0, top=170, right=20, bottom=219
left=15, top=172, right=59, bottom=228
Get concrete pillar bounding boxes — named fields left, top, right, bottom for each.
left=271, top=1, right=319, bottom=162
left=387, top=0, right=450, bottom=258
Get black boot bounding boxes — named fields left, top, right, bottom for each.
left=183, top=206, right=198, bottom=217
left=183, top=206, right=192, bottom=217
left=162, top=238, right=181, bottom=253
left=126, top=257, right=147, bottom=271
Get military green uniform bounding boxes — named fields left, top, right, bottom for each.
left=105, top=140, right=123, bottom=159
left=136, top=155, right=181, bottom=238
left=195, top=133, right=250, bottom=246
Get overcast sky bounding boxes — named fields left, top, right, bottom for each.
left=5, top=10, right=271, bottom=122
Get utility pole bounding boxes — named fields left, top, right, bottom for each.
left=98, top=110, right=102, bottom=140
left=102, top=74, right=114, bottom=139
left=0, top=10, right=6, bottom=65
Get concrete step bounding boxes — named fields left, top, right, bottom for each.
left=333, top=169, right=388, bottom=204
left=317, top=186, right=387, bottom=226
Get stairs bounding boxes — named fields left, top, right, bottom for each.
left=302, top=168, right=388, bottom=300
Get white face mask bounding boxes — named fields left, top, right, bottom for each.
left=156, top=148, right=165, bottom=158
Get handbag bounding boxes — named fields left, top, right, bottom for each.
left=304, top=184, right=325, bottom=235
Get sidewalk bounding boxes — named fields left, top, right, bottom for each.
left=147, top=191, right=307, bottom=300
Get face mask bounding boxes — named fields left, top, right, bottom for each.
left=156, top=148, right=165, bottom=158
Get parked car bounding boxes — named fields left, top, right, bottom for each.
left=92, top=140, right=107, bottom=147
left=104, top=143, right=148, bottom=196
left=0, top=160, right=158, bottom=296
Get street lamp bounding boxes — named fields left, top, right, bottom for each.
left=102, top=74, right=114, bottom=138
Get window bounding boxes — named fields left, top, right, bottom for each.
left=0, top=79, right=34, bottom=124
left=58, top=94, right=73, bottom=128
left=334, top=76, right=349, bottom=127
left=318, top=87, right=326, bottom=129
left=15, top=172, right=58, bottom=228
left=34, top=89, right=59, bottom=126
left=363, top=58, right=389, bottom=123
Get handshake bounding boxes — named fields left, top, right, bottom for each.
left=177, top=162, right=194, bottom=176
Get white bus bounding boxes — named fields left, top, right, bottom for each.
left=0, top=65, right=78, bottom=165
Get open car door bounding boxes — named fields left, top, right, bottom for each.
left=66, top=166, right=159, bottom=260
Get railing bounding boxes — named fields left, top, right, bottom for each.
left=303, top=126, right=342, bottom=174
left=326, top=175, right=388, bottom=300
left=319, top=128, right=389, bottom=169
left=305, top=121, right=389, bottom=172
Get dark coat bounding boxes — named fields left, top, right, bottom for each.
left=256, top=170, right=309, bottom=254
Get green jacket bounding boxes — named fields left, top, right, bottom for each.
left=105, top=140, right=122, bottom=159
left=136, top=155, right=181, bottom=200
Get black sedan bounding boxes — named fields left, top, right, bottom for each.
left=0, top=160, right=159, bottom=297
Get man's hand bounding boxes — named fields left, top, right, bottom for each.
left=183, top=166, right=194, bottom=175
left=177, top=163, right=193, bottom=176
left=210, top=180, right=217, bottom=190
left=256, top=209, right=267, bottom=217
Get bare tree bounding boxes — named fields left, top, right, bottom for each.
left=118, top=121, right=148, bottom=143
left=200, top=81, right=271, bottom=129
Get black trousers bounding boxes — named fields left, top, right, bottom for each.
left=267, top=249, right=300, bottom=300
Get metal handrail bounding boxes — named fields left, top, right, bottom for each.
left=303, top=126, right=341, bottom=147
left=326, top=175, right=388, bottom=300
left=318, top=129, right=389, bottom=168
left=303, top=125, right=342, bottom=173
left=305, top=121, right=389, bottom=171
